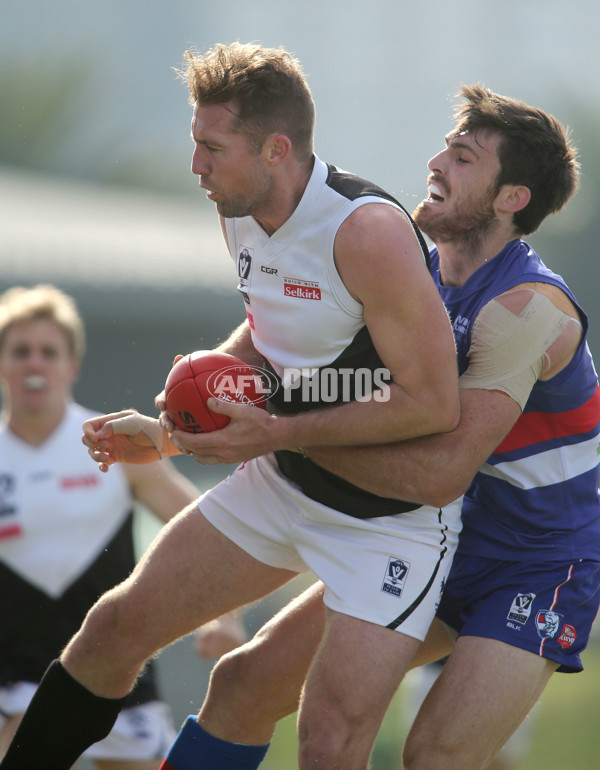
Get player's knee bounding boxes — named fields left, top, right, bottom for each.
left=403, top=726, right=476, bottom=770
left=69, top=588, right=144, bottom=665
left=298, top=724, right=346, bottom=770
left=298, top=703, right=367, bottom=769
left=298, top=721, right=359, bottom=770
left=208, top=645, right=297, bottom=722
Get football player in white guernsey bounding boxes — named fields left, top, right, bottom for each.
left=161, top=87, right=597, bottom=770
left=0, top=285, right=199, bottom=770
left=0, top=44, right=461, bottom=770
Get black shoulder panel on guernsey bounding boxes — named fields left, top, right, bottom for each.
left=324, top=163, right=431, bottom=273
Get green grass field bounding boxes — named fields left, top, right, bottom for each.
left=260, top=640, right=600, bottom=770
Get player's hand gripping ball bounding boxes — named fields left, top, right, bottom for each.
left=164, top=350, right=267, bottom=433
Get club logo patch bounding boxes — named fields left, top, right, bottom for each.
left=557, top=624, right=577, bottom=649
left=507, top=592, right=536, bottom=625
left=536, top=609, right=562, bottom=639
left=238, top=248, right=252, bottom=280
left=381, top=557, right=410, bottom=598
left=237, top=247, right=253, bottom=301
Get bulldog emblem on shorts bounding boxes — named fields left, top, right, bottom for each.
left=535, top=609, right=562, bottom=639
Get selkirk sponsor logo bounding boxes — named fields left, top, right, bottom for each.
left=283, top=277, right=322, bottom=301
left=61, top=475, right=100, bottom=489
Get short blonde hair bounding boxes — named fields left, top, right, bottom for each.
left=0, top=285, right=85, bottom=360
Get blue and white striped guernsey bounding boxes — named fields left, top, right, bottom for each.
left=431, top=239, right=600, bottom=562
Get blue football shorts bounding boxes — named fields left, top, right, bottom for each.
left=437, top=552, right=600, bottom=672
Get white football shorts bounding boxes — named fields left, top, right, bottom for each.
left=199, top=454, right=463, bottom=641
left=0, top=682, right=176, bottom=760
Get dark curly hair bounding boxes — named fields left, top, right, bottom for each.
left=453, top=84, right=579, bottom=234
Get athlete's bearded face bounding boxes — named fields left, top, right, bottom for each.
left=413, top=179, right=498, bottom=245
left=413, top=130, right=502, bottom=249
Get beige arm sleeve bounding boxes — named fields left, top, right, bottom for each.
left=459, top=290, right=580, bottom=410
left=109, top=412, right=180, bottom=459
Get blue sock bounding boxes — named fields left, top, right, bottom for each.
left=160, top=716, right=270, bottom=770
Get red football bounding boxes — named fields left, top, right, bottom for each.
left=164, top=350, right=267, bottom=433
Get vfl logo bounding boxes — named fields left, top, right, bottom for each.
left=536, top=609, right=562, bottom=639
left=0, top=473, right=20, bottom=540
left=507, top=592, right=536, bottom=625
left=0, top=473, right=15, bottom=498
left=237, top=247, right=253, bottom=304
left=0, top=473, right=16, bottom=519
left=381, top=557, right=410, bottom=598
left=238, top=248, right=252, bottom=280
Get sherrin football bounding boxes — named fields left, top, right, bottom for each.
left=164, top=350, right=267, bottom=433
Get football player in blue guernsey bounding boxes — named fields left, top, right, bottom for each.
left=133, top=86, right=598, bottom=770
left=0, top=44, right=461, bottom=770
left=0, top=285, right=200, bottom=770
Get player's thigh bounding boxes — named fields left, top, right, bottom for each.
left=66, top=502, right=297, bottom=682
left=407, top=635, right=557, bottom=760
left=300, top=609, right=421, bottom=734
left=106, top=502, right=296, bottom=641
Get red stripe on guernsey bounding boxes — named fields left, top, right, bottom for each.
left=494, top=386, right=600, bottom=455
left=0, top=524, right=22, bottom=540
left=158, top=761, right=176, bottom=770
left=539, top=563, right=575, bottom=658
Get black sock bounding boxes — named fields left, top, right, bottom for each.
left=0, top=659, right=127, bottom=770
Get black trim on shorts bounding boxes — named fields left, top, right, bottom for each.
left=386, top=509, right=447, bottom=630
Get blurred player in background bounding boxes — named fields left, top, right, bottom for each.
left=0, top=285, right=199, bottom=770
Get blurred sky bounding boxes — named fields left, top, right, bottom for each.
left=3, top=0, right=599, bottom=213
